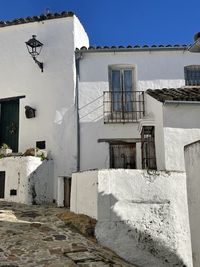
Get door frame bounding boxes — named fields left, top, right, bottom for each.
left=0, top=171, right=5, bottom=199
left=0, top=95, right=25, bottom=152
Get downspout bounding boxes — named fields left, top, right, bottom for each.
left=75, top=52, right=81, bottom=172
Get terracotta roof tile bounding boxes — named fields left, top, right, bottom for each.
left=76, top=44, right=189, bottom=52
left=0, top=11, right=74, bottom=28
left=147, top=87, right=200, bottom=102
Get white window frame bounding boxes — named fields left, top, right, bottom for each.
left=108, top=64, right=137, bottom=92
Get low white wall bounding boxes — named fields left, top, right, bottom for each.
left=70, top=170, right=98, bottom=218
left=0, top=156, right=53, bottom=204
left=163, top=103, right=200, bottom=171
left=71, top=169, right=192, bottom=267
left=164, top=128, right=200, bottom=171
left=184, top=141, right=200, bottom=267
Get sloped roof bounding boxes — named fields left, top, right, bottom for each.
left=76, top=44, right=189, bottom=53
left=146, top=87, right=200, bottom=102
left=0, top=11, right=74, bottom=28
left=0, top=12, right=190, bottom=53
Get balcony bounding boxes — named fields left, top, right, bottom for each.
left=103, top=91, right=145, bottom=123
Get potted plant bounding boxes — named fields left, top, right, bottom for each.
left=0, top=143, right=12, bottom=156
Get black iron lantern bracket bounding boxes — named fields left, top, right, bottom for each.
left=25, top=35, right=44, bottom=72
left=34, top=58, right=43, bottom=72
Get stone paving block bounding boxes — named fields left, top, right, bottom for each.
left=66, top=252, right=100, bottom=262
left=43, top=236, right=54, bottom=241
left=49, top=247, right=63, bottom=255
left=0, top=202, right=134, bottom=267
left=53, top=234, right=67, bottom=240
left=30, top=222, right=42, bottom=228
left=0, top=265, right=19, bottom=267
left=42, top=260, right=78, bottom=267
left=77, top=262, right=111, bottom=267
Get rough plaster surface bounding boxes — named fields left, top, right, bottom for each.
left=0, top=156, right=53, bottom=204
left=164, top=128, right=200, bottom=171
left=184, top=141, right=200, bottom=267
left=0, top=16, right=89, bottom=202
left=71, top=169, right=192, bottom=267
left=145, top=95, right=165, bottom=170
left=70, top=170, right=98, bottom=218
left=78, top=50, right=200, bottom=172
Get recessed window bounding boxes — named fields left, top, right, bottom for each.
left=184, top=65, right=200, bottom=86
left=109, top=67, right=135, bottom=112
left=141, top=126, right=157, bottom=170
left=103, top=66, right=144, bottom=123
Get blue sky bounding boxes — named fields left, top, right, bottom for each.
left=0, top=0, right=199, bottom=46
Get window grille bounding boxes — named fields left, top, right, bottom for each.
left=184, top=65, right=200, bottom=86
left=141, top=126, right=157, bottom=170
left=103, top=91, right=145, bottom=123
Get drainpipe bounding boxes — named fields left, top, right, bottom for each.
left=75, top=53, right=81, bottom=172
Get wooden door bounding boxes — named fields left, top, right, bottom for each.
left=0, top=100, right=19, bottom=152
left=64, top=177, right=71, bottom=208
left=0, top=172, right=5, bottom=198
left=110, top=143, right=136, bottom=169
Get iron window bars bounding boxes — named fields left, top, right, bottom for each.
left=103, top=91, right=145, bottom=123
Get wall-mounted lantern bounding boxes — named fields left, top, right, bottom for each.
left=25, top=106, right=36, bottom=119
left=25, top=35, right=44, bottom=72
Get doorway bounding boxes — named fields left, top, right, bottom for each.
left=0, top=99, right=19, bottom=152
left=110, top=143, right=136, bottom=169
left=0, top=172, right=5, bottom=198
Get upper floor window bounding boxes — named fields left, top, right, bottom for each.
left=109, top=66, right=135, bottom=112
left=184, top=65, right=200, bottom=86
left=109, top=66, right=135, bottom=92
left=103, top=65, right=145, bottom=123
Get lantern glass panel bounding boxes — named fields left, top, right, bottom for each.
left=26, top=35, right=43, bottom=58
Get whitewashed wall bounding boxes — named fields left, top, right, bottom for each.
left=163, top=103, right=200, bottom=171
left=145, top=94, right=165, bottom=170
left=0, top=156, right=53, bottom=204
left=184, top=140, right=200, bottom=267
left=71, top=169, right=192, bottom=267
left=0, top=16, right=89, bottom=201
left=78, top=50, right=200, bottom=171
left=70, top=170, right=98, bottom=218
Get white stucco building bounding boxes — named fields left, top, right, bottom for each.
left=0, top=12, right=89, bottom=203
left=0, top=11, right=200, bottom=205
left=77, top=46, right=200, bottom=173
left=0, top=10, right=200, bottom=266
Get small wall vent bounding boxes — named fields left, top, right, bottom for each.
left=10, top=189, right=17, bottom=196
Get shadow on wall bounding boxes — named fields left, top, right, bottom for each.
left=28, top=159, right=54, bottom=205
left=96, top=191, right=188, bottom=267
left=79, top=95, right=103, bottom=122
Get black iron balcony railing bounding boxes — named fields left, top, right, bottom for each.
left=103, top=91, right=145, bottom=123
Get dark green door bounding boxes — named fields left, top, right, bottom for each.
left=0, top=171, right=5, bottom=198
left=0, top=100, right=19, bottom=152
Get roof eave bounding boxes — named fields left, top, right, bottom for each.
left=164, top=100, right=200, bottom=105
left=0, top=11, right=74, bottom=28
left=76, top=46, right=188, bottom=54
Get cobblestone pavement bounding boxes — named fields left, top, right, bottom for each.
left=0, top=202, right=134, bottom=267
